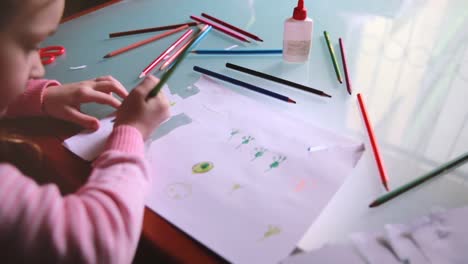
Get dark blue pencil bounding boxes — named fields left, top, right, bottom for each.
left=191, top=49, right=282, bottom=55
left=193, top=66, right=296, bottom=104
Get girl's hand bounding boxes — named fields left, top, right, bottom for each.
left=114, top=75, right=170, bottom=140
left=43, top=76, right=128, bottom=129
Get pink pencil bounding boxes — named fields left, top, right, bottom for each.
left=139, top=29, right=194, bottom=78
left=339, top=38, right=352, bottom=95
left=190, top=15, right=250, bottom=43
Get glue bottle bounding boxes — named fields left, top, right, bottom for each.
left=283, top=0, right=314, bottom=63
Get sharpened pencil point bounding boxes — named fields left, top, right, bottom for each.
left=139, top=73, right=146, bottom=79
left=288, top=98, right=297, bottom=104
left=103, top=54, right=110, bottom=59
left=323, top=93, right=332, bottom=98
left=369, top=200, right=379, bottom=208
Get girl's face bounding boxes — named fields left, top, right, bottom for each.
left=0, top=0, right=64, bottom=114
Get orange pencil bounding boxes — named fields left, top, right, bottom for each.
left=357, top=93, right=390, bottom=191
left=103, top=25, right=188, bottom=58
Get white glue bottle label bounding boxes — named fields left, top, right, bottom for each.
left=283, top=0, right=314, bottom=63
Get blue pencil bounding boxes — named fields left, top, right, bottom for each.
left=193, top=66, right=296, bottom=104
left=191, top=49, right=282, bottom=55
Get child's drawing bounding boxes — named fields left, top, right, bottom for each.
left=236, top=136, right=255, bottom=149
left=259, top=225, right=282, bottom=241
left=251, top=147, right=267, bottom=161
left=165, top=182, right=192, bottom=200
left=266, top=155, right=287, bottom=172
left=294, top=179, right=307, bottom=192
left=192, top=161, right=214, bottom=174
left=229, top=183, right=243, bottom=194
left=228, top=129, right=240, bottom=141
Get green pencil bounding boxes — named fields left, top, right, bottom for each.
left=369, top=152, right=468, bottom=207
left=146, top=25, right=212, bottom=99
left=324, top=31, right=343, bottom=83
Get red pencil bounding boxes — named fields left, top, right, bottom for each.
left=339, top=38, right=352, bottom=95
left=104, top=25, right=189, bottom=58
left=201, top=13, right=263, bottom=42
left=357, top=93, right=390, bottom=191
left=139, top=29, right=194, bottom=78
left=190, top=15, right=250, bottom=43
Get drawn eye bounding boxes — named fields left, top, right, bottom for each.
left=192, top=161, right=214, bottom=174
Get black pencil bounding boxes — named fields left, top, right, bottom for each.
left=109, top=22, right=199, bottom=38
left=193, top=66, right=296, bottom=104
left=225, top=63, right=331, bottom=98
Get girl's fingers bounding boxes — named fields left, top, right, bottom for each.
left=65, top=107, right=99, bottom=129
left=79, top=89, right=122, bottom=108
left=94, top=76, right=128, bottom=98
left=136, top=75, right=159, bottom=96
left=94, top=81, right=128, bottom=99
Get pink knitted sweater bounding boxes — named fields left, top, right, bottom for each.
left=0, top=79, right=150, bottom=263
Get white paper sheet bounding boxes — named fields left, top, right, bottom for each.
left=409, top=206, right=468, bottom=263
left=384, top=224, right=428, bottom=264
left=280, top=244, right=365, bottom=264
left=65, top=76, right=364, bottom=263
left=350, top=232, right=400, bottom=264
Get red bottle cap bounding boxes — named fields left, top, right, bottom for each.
left=293, top=0, right=307, bottom=20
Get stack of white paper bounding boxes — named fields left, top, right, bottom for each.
left=282, top=206, right=468, bottom=264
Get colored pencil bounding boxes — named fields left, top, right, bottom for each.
left=191, top=49, right=282, bottom=55
left=324, top=31, right=343, bottom=83
left=193, top=66, right=296, bottom=104
left=370, top=152, right=468, bottom=207
left=190, top=15, right=250, bottom=43
left=201, top=13, right=263, bottom=42
left=357, top=93, right=390, bottom=191
left=339, top=38, right=352, bottom=95
left=139, top=29, right=193, bottom=79
left=103, top=25, right=188, bottom=58
left=160, top=26, right=212, bottom=71
left=109, top=22, right=198, bottom=38
left=225, top=63, right=331, bottom=98
left=147, top=25, right=212, bottom=98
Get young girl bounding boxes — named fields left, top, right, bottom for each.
left=0, top=0, right=170, bottom=263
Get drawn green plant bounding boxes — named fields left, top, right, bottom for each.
left=228, top=129, right=240, bottom=140
left=236, top=136, right=255, bottom=149
left=266, top=155, right=287, bottom=171
left=229, top=183, right=243, bottom=194
left=251, top=147, right=267, bottom=161
left=260, top=225, right=281, bottom=241
left=192, top=161, right=214, bottom=174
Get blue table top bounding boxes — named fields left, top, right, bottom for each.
left=44, top=0, right=468, bottom=250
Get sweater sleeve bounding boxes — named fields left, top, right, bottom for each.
left=5, top=79, right=60, bottom=117
left=0, top=125, right=149, bottom=264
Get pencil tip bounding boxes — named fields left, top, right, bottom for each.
left=257, top=38, right=264, bottom=42
left=139, top=73, right=146, bottom=79
left=103, top=54, right=110, bottom=59
left=369, top=201, right=378, bottom=208
left=288, top=99, right=297, bottom=104
left=323, top=93, right=332, bottom=98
